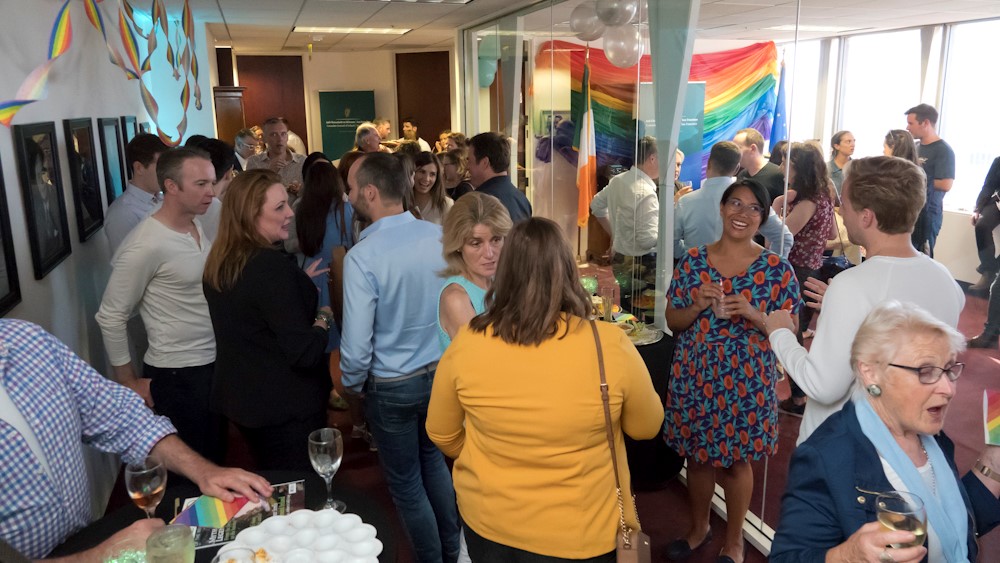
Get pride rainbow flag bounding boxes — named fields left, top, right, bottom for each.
left=171, top=495, right=249, bottom=528
left=985, top=390, right=1000, bottom=446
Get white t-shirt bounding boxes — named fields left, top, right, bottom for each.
left=770, top=254, right=964, bottom=444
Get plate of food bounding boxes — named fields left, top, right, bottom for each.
left=220, top=509, right=382, bottom=563
left=632, top=290, right=658, bottom=310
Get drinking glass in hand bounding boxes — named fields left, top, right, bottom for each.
left=876, top=491, right=927, bottom=548
left=309, top=427, right=346, bottom=512
left=145, top=524, right=194, bottom=563
left=125, top=457, right=167, bottom=519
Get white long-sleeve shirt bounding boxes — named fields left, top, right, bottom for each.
left=769, top=254, right=964, bottom=444
left=590, top=167, right=658, bottom=256
left=96, top=216, right=215, bottom=369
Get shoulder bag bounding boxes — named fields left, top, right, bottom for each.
left=589, top=320, right=652, bottom=563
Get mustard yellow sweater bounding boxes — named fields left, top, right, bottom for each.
left=427, top=317, right=664, bottom=558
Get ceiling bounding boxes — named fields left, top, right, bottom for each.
left=194, top=0, right=1000, bottom=53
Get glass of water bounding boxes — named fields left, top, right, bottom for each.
left=145, top=524, right=194, bottom=563
left=309, top=427, right=346, bottom=512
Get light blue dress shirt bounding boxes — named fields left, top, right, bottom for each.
left=340, top=212, right=446, bottom=393
left=674, top=175, right=794, bottom=258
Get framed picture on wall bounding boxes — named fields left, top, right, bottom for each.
left=98, top=117, right=126, bottom=204
left=12, top=122, right=72, bottom=280
left=139, top=121, right=152, bottom=134
left=121, top=115, right=138, bottom=144
left=0, top=156, right=21, bottom=315
left=63, top=118, right=105, bottom=241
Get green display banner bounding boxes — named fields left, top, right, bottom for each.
left=318, top=90, right=375, bottom=157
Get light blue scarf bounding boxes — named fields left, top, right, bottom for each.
left=853, top=392, right=969, bottom=562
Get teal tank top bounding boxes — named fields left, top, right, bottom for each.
left=437, top=275, right=487, bottom=351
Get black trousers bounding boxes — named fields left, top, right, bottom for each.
left=236, top=409, right=328, bottom=471
left=463, top=523, right=615, bottom=563
left=145, top=362, right=227, bottom=465
left=975, top=203, right=1000, bottom=275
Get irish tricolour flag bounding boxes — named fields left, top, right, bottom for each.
left=576, top=56, right=597, bottom=228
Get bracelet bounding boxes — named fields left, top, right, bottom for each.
left=974, top=459, right=1000, bottom=484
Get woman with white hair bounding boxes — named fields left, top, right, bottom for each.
left=772, top=300, right=1000, bottom=562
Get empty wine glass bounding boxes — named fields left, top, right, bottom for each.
left=125, top=457, right=167, bottom=519
left=308, top=428, right=345, bottom=512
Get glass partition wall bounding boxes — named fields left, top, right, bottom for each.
left=460, top=0, right=1000, bottom=555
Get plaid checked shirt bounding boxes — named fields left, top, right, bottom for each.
left=0, top=320, right=176, bottom=558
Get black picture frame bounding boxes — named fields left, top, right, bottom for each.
left=121, top=116, right=138, bottom=180
left=121, top=115, right=138, bottom=144
left=63, top=118, right=105, bottom=242
left=139, top=121, right=152, bottom=134
left=12, top=122, right=72, bottom=280
left=0, top=156, right=22, bottom=315
left=98, top=117, right=126, bottom=204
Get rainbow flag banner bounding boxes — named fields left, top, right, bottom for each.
left=171, top=495, right=250, bottom=528
left=984, top=390, right=1000, bottom=446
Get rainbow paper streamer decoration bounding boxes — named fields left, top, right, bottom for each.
left=171, top=495, right=249, bottom=528
left=984, top=390, right=1000, bottom=446
left=0, top=0, right=72, bottom=127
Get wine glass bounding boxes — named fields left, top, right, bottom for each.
left=876, top=491, right=927, bottom=548
left=125, top=457, right=167, bottom=519
left=308, top=427, right=346, bottom=512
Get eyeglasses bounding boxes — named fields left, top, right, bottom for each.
left=724, top=199, right=765, bottom=216
left=887, top=362, right=964, bottom=384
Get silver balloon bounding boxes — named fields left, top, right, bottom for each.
left=596, top=0, right=638, bottom=27
left=604, top=24, right=642, bottom=68
left=570, top=1, right=606, bottom=42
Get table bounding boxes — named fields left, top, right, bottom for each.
left=50, top=471, right=396, bottom=562
left=624, top=330, right=684, bottom=491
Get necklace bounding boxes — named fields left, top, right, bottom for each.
left=920, top=442, right=937, bottom=497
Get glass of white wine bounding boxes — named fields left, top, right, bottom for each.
left=125, top=457, right=167, bottom=519
left=309, top=427, right=346, bottom=512
left=876, top=490, right=927, bottom=548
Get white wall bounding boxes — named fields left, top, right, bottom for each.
left=0, top=1, right=215, bottom=365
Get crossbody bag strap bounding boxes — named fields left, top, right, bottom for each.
left=589, top=319, right=635, bottom=545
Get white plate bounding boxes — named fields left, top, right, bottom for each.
left=628, top=327, right=664, bottom=347
left=228, top=509, right=382, bottom=563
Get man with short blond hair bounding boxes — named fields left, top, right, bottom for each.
left=734, top=127, right=785, bottom=201
left=764, top=156, right=963, bottom=444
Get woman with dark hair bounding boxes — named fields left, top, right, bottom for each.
left=664, top=179, right=800, bottom=563
left=777, top=143, right=835, bottom=415
left=884, top=129, right=919, bottom=164
left=768, top=140, right=789, bottom=168
left=413, top=151, right=453, bottom=225
left=428, top=217, right=663, bottom=561
left=440, top=148, right=473, bottom=200
left=203, top=169, right=332, bottom=470
left=828, top=131, right=855, bottom=195
left=296, top=160, right=353, bottom=349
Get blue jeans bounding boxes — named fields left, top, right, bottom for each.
left=365, top=372, right=460, bottom=562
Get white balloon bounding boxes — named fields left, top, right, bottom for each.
left=570, top=1, right=606, bottom=42
left=604, top=24, right=643, bottom=68
left=596, top=0, right=638, bottom=27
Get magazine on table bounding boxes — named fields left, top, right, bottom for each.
left=170, top=480, right=306, bottom=549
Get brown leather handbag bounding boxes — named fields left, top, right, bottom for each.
left=589, top=320, right=652, bottom=563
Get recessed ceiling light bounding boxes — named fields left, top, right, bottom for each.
left=294, top=26, right=411, bottom=35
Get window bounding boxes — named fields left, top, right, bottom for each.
left=939, top=18, right=1000, bottom=211
left=839, top=30, right=922, bottom=160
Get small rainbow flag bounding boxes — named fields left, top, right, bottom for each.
left=171, top=495, right=249, bottom=528
left=984, top=390, right=1000, bottom=446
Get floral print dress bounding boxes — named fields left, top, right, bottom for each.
left=664, top=246, right=801, bottom=468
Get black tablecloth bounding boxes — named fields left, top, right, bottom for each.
left=625, top=330, right=683, bottom=491
left=50, top=471, right=396, bottom=562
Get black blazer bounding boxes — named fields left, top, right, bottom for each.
left=204, top=248, right=330, bottom=428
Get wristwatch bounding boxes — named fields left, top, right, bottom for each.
left=974, top=459, right=1000, bottom=484
left=315, top=310, right=333, bottom=329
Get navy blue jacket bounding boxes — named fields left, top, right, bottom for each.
left=771, top=401, right=1000, bottom=562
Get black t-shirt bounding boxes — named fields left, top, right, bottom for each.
left=738, top=161, right=785, bottom=203
left=918, top=139, right=955, bottom=216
